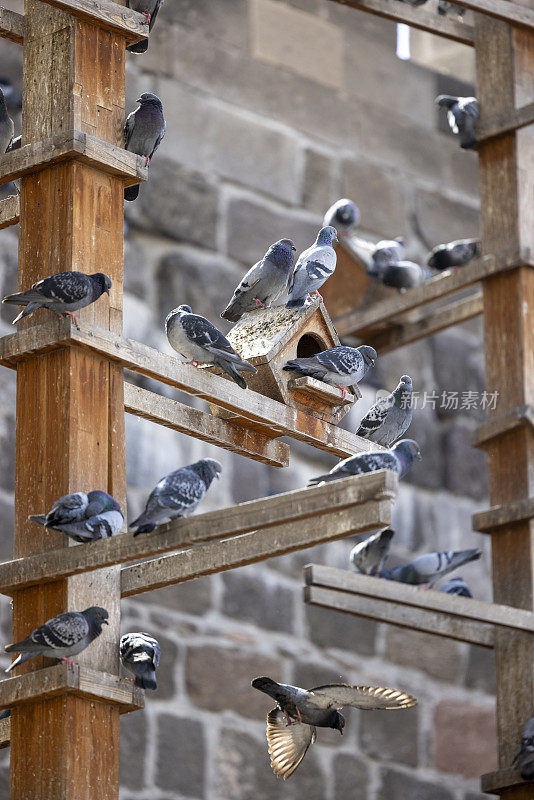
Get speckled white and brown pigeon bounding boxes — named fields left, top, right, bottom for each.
left=120, top=632, right=161, bottom=690
left=5, top=607, right=109, bottom=672
left=252, top=677, right=417, bottom=779
left=308, top=439, right=421, bottom=487
left=356, top=375, right=413, bottom=446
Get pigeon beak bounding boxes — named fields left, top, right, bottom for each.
left=105, top=287, right=110, bottom=295
left=215, top=473, right=221, bottom=480
left=291, top=245, right=296, bottom=251
left=102, top=619, right=109, bottom=625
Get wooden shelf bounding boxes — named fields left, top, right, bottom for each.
left=37, top=0, right=148, bottom=42
left=0, top=7, right=24, bottom=45
left=0, top=471, right=397, bottom=595
left=304, top=566, right=534, bottom=648
left=473, top=498, right=534, bottom=533
left=481, top=767, right=527, bottom=795
left=434, top=0, right=534, bottom=29
left=0, top=663, right=143, bottom=713
left=476, top=101, right=534, bottom=146
left=0, top=319, right=382, bottom=459
left=287, top=375, right=359, bottom=407
left=473, top=405, right=534, bottom=449
left=124, top=383, right=290, bottom=468
left=0, top=195, right=20, bottom=230
left=331, top=0, right=474, bottom=45
left=0, top=131, right=148, bottom=187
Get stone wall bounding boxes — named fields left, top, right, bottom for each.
left=0, top=0, right=499, bottom=798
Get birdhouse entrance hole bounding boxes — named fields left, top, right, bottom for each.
left=297, top=333, right=325, bottom=358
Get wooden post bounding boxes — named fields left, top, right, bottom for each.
left=11, top=1, right=127, bottom=797
left=474, top=15, right=534, bottom=797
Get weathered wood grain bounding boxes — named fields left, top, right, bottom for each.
left=0, top=6, right=24, bottom=44
left=0, top=471, right=397, bottom=594
left=481, top=767, right=527, bottom=794
left=438, top=0, right=534, bottom=29
left=330, top=0, right=474, bottom=45
left=121, top=502, right=391, bottom=597
left=473, top=498, right=534, bottom=533
left=38, top=0, right=147, bottom=41
left=476, top=100, right=534, bottom=145
left=124, top=383, right=290, bottom=468
left=0, top=194, right=20, bottom=229
left=287, top=375, right=358, bottom=407
left=473, top=405, right=534, bottom=448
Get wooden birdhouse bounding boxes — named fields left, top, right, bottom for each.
left=211, top=301, right=361, bottom=426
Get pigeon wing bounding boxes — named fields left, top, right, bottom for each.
left=35, top=272, right=89, bottom=304
left=313, top=347, right=358, bottom=377
left=357, top=395, right=394, bottom=436
left=180, top=314, right=243, bottom=363
left=124, top=109, right=136, bottom=149
left=266, top=708, right=316, bottom=780
left=31, top=612, right=89, bottom=649
left=308, top=684, right=417, bottom=711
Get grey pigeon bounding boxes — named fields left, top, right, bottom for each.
left=221, top=238, right=296, bottom=322
left=129, top=458, right=222, bottom=535
left=120, top=632, right=161, bottom=690
left=0, top=78, right=21, bottom=110
left=0, top=710, right=9, bottom=720
left=286, top=226, right=338, bottom=308
left=2, top=271, right=111, bottom=325
left=252, top=676, right=417, bottom=779
left=350, top=528, right=394, bottom=575
left=427, top=238, right=480, bottom=271
left=29, top=490, right=124, bottom=543
left=126, top=0, right=164, bottom=54
left=322, top=199, right=360, bottom=235
left=380, top=548, right=481, bottom=587
left=166, top=304, right=257, bottom=389
left=369, top=238, right=406, bottom=272
left=124, top=92, right=166, bottom=201
left=5, top=606, right=109, bottom=672
left=370, top=261, right=429, bottom=291
left=436, top=95, right=479, bottom=149
left=439, top=576, right=473, bottom=598
left=0, top=87, right=14, bottom=155
left=283, top=345, right=376, bottom=398
left=438, top=0, right=466, bottom=16
left=513, top=716, right=534, bottom=781
left=308, top=439, right=421, bottom=487
left=356, top=375, right=413, bottom=446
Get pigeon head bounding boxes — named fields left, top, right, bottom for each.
left=87, top=490, right=121, bottom=512
left=268, top=239, right=297, bottom=268
left=324, top=198, right=360, bottom=231
left=316, top=226, right=338, bottom=246
left=435, top=94, right=458, bottom=109
left=91, top=273, right=112, bottom=295
left=331, top=711, right=345, bottom=734
left=83, top=606, right=109, bottom=634
left=137, top=92, right=163, bottom=109
left=359, top=345, right=377, bottom=369
left=167, top=305, right=193, bottom=323
left=393, top=439, right=422, bottom=474
left=427, top=245, right=447, bottom=270
left=191, top=458, right=223, bottom=488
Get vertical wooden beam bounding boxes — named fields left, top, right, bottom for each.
left=12, top=1, right=126, bottom=798
left=475, top=15, right=534, bottom=796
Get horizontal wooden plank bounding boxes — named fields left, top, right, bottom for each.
left=124, top=383, right=290, bottom=468
left=0, top=7, right=24, bottom=44
left=304, top=585, right=494, bottom=647
left=0, top=319, right=381, bottom=459
left=330, top=0, right=474, bottom=45
left=0, top=717, right=9, bottom=749
left=121, top=501, right=391, bottom=597
left=473, top=498, right=534, bottom=533
left=287, top=375, right=358, bottom=407
left=481, top=767, right=525, bottom=794
left=304, top=565, right=534, bottom=635
left=367, top=292, right=483, bottom=354
left=473, top=405, right=534, bottom=449
left=438, top=0, right=534, bottom=29
left=476, top=101, right=534, bottom=146
left=0, top=131, right=148, bottom=187
left=334, top=251, right=530, bottom=339
left=0, top=663, right=144, bottom=713
left=0, top=472, right=397, bottom=595
left=38, top=0, right=147, bottom=42
left=0, top=194, right=20, bottom=230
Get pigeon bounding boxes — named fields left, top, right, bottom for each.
left=2, top=271, right=111, bottom=325
left=356, top=375, right=413, bottom=446
left=513, top=716, right=534, bottom=781
left=129, top=458, right=222, bottom=535
left=439, top=576, right=473, bottom=598
left=0, top=87, right=14, bottom=155
left=322, top=199, right=360, bottom=235
left=126, top=0, right=164, bottom=54
left=252, top=676, right=417, bottom=779
left=286, top=226, right=338, bottom=308
left=124, top=93, right=166, bottom=201
left=369, top=238, right=406, bottom=272
left=427, top=238, right=481, bottom=271
left=395, top=0, right=428, bottom=5
left=120, top=632, right=161, bottom=690
left=308, top=439, right=421, bottom=487
left=221, top=239, right=296, bottom=322
left=370, top=261, right=429, bottom=291
left=166, top=305, right=257, bottom=389
left=5, top=606, right=109, bottom=672
left=0, top=710, right=9, bottom=720
left=6, top=134, right=20, bottom=152
left=350, top=528, right=394, bottom=575
left=0, top=78, right=21, bottom=110
left=436, top=95, right=479, bottom=149
left=380, top=549, right=481, bottom=587
left=29, top=490, right=124, bottom=543
left=283, top=345, right=376, bottom=399
left=438, top=0, right=466, bottom=16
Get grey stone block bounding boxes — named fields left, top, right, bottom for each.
left=119, top=709, right=148, bottom=790
left=465, top=645, right=496, bottom=695
left=443, top=420, right=488, bottom=500
left=341, top=159, right=407, bottom=237
left=306, top=603, right=377, bottom=655
left=415, top=187, right=479, bottom=247
left=333, top=753, right=370, bottom=800
left=216, top=727, right=287, bottom=800
left=143, top=576, right=213, bottom=616
left=302, top=148, right=338, bottom=215
left=155, top=714, right=205, bottom=795
left=221, top=567, right=295, bottom=633
left=377, top=767, right=455, bottom=800
left=360, top=706, right=419, bottom=766
left=385, top=626, right=465, bottom=684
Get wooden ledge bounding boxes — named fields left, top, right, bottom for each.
left=475, top=101, right=534, bottom=146
left=473, top=498, right=534, bottom=533
left=0, top=471, right=397, bottom=595
left=0, top=7, right=24, bottom=44
left=0, top=131, right=148, bottom=187
left=0, top=195, right=20, bottom=230
left=330, top=0, right=474, bottom=45
left=287, top=376, right=359, bottom=408
left=38, top=0, right=147, bottom=43
left=473, top=405, right=534, bottom=449
left=0, top=663, right=144, bottom=713
left=436, top=0, right=534, bottom=29
left=481, top=767, right=528, bottom=794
